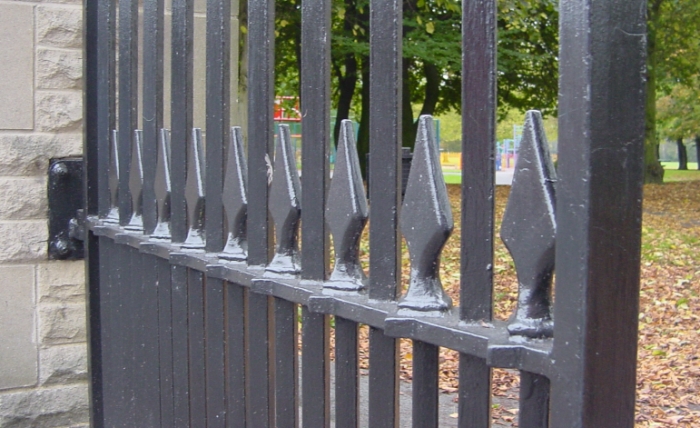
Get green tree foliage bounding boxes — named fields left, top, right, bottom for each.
left=273, top=0, right=559, bottom=176
left=657, top=80, right=700, bottom=170
left=657, top=81, right=700, bottom=141
left=645, top=0, right=700, bottom=182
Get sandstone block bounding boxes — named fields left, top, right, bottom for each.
left=0, top=177, right=47, bottom=220
left=3, top=0, right=82, bottom=3
left=39, top=303, right=86, bottom=346
left=0, top=221, right=47, bottom=262
left=0, top=3, right=34, bottom=130
left=0, top=266, right=37, bottom=390
left=0, top=383, right=89, bottom=427
left=0, top=134, right=82, bottom=176
left=38, top=261, right=85, bottom=304
left=39, top=344, right=88, bottom=386
left=36, top=5, right=83, bottom=49
left=36, top=91, right=82, bottom=132
left=36, top=48, right=82, bottom=89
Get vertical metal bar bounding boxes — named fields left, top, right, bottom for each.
left=460, top=0, right=496, bottom=326
left=459, top=0, right=496, bottom=425
left=367, top=0, right=402, bottom=424
left=302, top=309, right=330, bottom=427
left=519, top=371, right=549, bottom=428
left=86, top=233, right=104, bottom=427
left=99, top=238, right=115, bottom=425
left=124, top=247, right=141, bottom=425
left=135, top=252, right=161, bottom=426
left=300, top=0, right=330, bottom=278
left=300, top=0, right=332, bottom=420
left=206, top=277, right=226, bottom=427
left=226, top=283, right=247, bottom=424
left=171, top=265, right=190, bottom=426
left=145, top=264, right=164, bottom=428
left=110, top=243, right=130, bottom=426
left=246, top=0, right=275, bottom=265
left=142, top=0, right=164, bottom=232
left=274, top=299, right=298, bottom=428
left=412, top=341, right=438, bottom=428
left=550, top=0, right=646, bottom=426
left=117, top=0, right=139, bottom=224
left=170, top=0, right=194, bottom=242
left=205, top=0, right=231, bottom=252
left=247, top=293, right=271, bottom=427
left=126, top=249, right=157, bottom=425
left=84, top=0, right=104, bottom=422
left=246, top=0, right=274, bottom=422
left=334, top=317, right=358, bottom=428
left=94, top=0, right=115, bottom=217
left=157, top=258, right=175, bottom=427
left=368, top=328, right=399, bottom=427
left=84, top=0, right=98, bottom=216
left=368, top=0, right=402, bottom=303
left=458, top=354, right=491, bottom=428
left=188, top=269, right=207, bottom=427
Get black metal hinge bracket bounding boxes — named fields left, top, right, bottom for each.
left=48, top=158, right=84, bottom=260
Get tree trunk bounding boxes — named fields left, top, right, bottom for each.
left=357, top=65, right=370, bottom=180
left=331, top=0, right=360, bottom=148
left=402, top=59, right=415, bottom=150
left=644, top=0, right=665, bottom=183
left=419, top=62, right=441, bottom=117
left=332, top=54, right=358, bottom=148
left=695, top=136, right=700, bottom=170
left=677, top=138, right=688, bottom=170
left=402, top=61, right=441, bottom=150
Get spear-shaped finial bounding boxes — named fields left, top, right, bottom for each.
left=500, top=110, right=557, bottom=338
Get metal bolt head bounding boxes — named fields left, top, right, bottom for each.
left=50, top=237, right=72, bottom=258
left=51, top=162, right=69, bottom=177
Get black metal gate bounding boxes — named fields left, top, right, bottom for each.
left=83, top=0, right=647, bottom=425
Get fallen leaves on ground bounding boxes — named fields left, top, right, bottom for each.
left=349, top=180, right=700, bottom=427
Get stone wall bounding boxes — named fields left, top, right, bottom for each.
left=0, top=0, right=89, bottom=425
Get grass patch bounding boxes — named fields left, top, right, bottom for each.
left=442, top=171, right=462, bottom=184
left=661, top=161, right=698, bottom=170
left=663, top=168, right=700, bottom=182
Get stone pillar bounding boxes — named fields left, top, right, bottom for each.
left=0, top=0, right=89, bottom=425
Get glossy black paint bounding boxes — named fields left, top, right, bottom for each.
left=48, top=158, right=84, bottom=260
left=399, top=115, right=453, bottom=313
left=551, top=0, right=647, bottom=425
left=83, top=0, right=647, bottom=424
left=220, top=127, right=248, bottom=262
left=459, top=0, right=497, bottom=424
left=501, top=111, right=556, bottom=338
left=125, top=130, right=144, bottom=231
left=182, top=128, right=206, bottom=250
left=105, top=130, right=119, bottom=224
left=325, top=120, right=368, bottom=291
left=265, top=125, right=302, bottom=277
left=151, top=129, right=172, bottom=240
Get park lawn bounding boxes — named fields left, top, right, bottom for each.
left=361, top=181, right=700, bottom=426
left=662, top=161, right=699, bottom=170
left=442, top=166, right=700, bottom=185
left=664, top=168, right=700, bottom=182
left=442, top=170, right=462, bottom=184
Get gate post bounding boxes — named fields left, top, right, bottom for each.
left=551, top=0, right=646, bottom=426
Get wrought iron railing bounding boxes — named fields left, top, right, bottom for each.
left=83, top=0, right=647, bottom=425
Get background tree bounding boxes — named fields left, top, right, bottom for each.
left=273, top=0, right=559, bottom=177
left=645, top=0, right=700, bottom=182
left=657, top=80, right=700, bottom=170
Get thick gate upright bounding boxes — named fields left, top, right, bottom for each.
left=83, top=0, right=648, bottom=425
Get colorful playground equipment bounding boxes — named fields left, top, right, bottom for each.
left=272, top=100, right=524, bottom=173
